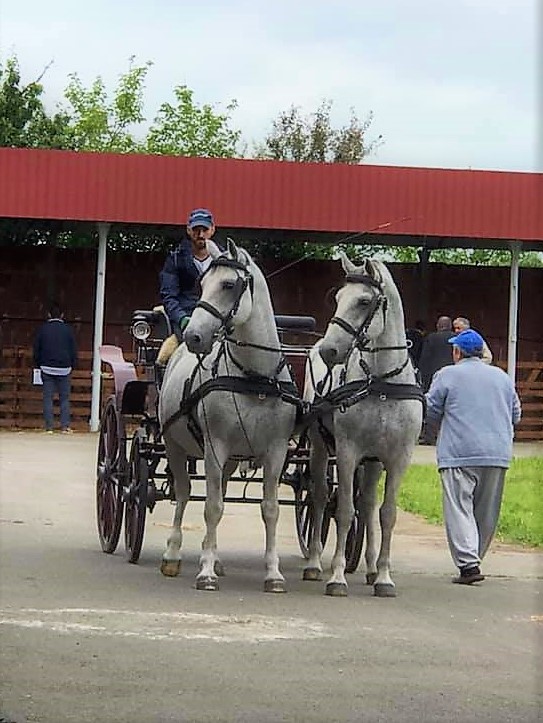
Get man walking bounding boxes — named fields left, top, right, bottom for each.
left=425, top=329, right=521, bottom=584
left=33, top=303, right=78, bottom=433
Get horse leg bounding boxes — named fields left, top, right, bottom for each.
left=373, top=459, right=408, bottom=598
left=326, top=444, right=357, bottom=597
left=357, top=460, right=382, bottom=585
left=303, top=431, right=329, bottom=582
left=261, top=443, right=289, bottom=593
left=160, top=438, right=191, bottom=577
left=212, top=459, right=237, bottom=578
left=196, top=449, right=225, bottom=591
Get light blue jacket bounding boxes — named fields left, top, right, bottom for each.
left=425, top=357, right=521, bottom=469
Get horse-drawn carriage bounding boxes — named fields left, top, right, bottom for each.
left=96, top=240, right=423, bottom=596
left=96, top=300, right=364, bottom=570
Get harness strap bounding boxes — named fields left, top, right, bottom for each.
left=161, top=376, right=302, bottom=436
left=308, top=379, right=425, bottom=422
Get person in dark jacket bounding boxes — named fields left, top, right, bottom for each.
left=406, top=319, right=426, bottom=369
left=418, top=315, right=454, bottom=392
left=159, top=208, right=222, bottom=342
left=33, top=303, right=78, bottom=433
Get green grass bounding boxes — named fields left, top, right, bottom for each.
left=396, top=457, right=543, bottom=548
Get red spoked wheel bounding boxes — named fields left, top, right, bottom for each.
left=124, top=428, right=149, bottom=564
left=96, top=397, right=127, bottom=553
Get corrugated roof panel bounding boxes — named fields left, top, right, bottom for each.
left=0, top=148, right=541, bottom=243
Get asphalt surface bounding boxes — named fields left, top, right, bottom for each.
left=0, top=432, right=542, bottom=723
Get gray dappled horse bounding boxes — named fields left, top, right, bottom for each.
left=304, top=253, right=424, bottom=597
left=158, top=240, right=297, bottom=592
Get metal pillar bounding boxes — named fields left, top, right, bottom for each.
left=90, top=223, right=110, bottom=431
left=507, top=241, right=521, bottom=381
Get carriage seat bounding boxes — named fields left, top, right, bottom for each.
left=274, top=315, right=316, bottom=333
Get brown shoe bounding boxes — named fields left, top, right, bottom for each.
left=453, top=565, right=485, bottom=585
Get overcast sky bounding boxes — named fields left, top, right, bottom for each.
left=1, top=0, right=539, bottom=171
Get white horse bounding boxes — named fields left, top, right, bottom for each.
left=303, top=253, right=424, bottom=597
left=158, top=239, right=297, bottom=592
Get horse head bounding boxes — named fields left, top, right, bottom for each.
left=319, top=253, right=387, bottom=369
left=184, top=238, right=254, bottom=355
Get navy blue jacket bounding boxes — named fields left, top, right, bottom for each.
left=159, top=238, right=222, bottom=327
left=33, top=319, right=78, bottom=369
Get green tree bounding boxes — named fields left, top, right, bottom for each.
left=256, top=99, right=381, bottom=164
left=62, top=57, right=151, bottom=152
left=372, top=246, right=543, bottom=267
left=145, top=86, right=241, bottom=157
left=0, top=56, right=72, bottom=149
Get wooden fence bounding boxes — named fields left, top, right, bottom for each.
left=0, top=348, right=115, bottom=432
left=1, top=348, right=542, bottom=440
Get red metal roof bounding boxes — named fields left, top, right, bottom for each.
left=0, top=148, right=541, bottom=244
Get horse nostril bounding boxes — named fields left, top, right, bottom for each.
left=185, top=330, right=202, bottom=351
left=319, top=345, right=337, bottom=367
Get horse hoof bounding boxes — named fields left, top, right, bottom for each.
left=160, top=560, right=181, bottom=577
left=196, top=576, right=219, bottom=591
left=366, top=572, right=378, bottom=585
left=374, top=583, right=396, bottom=598
left=326, top=582, right=348, bottom=597
left=214, top=560, right=226, bottom=577
left=264, top=579, right=287, bottom=593
left=303, top=567, right=323, bottom=581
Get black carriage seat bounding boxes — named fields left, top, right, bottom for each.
left=274, top=315, right=316, bottom=333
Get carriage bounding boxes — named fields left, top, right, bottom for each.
left=95, top=305, right=365, bottom=571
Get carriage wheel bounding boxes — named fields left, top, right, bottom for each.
left=124, top=429, right=149, bottom=563
left=294, top=468, right=333, bottom=559
left=345, top=483, right=365, bottom=574
left=96, top=396, right=126, bottom=554
left=322, top=482, right=365, bottom=574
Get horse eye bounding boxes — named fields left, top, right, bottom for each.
left=359, top=298, right=370, bottom=307
left=222, top=280, right=235, bottom=291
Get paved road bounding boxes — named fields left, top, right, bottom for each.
left=0, top=432, right=542, bottom=723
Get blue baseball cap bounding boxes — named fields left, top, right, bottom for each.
left=187, top=208, right=214, bottom=229
left=448, top=329, right=484, bottom=355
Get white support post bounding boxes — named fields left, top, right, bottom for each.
left=507, top=241, right=521, bottom=382
left=90, top=223, right=110, bottom=431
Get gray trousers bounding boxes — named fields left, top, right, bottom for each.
left=440, top=466, right=506, bottom=570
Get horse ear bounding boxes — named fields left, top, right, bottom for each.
left=226, top=237, right=240, bottom=261
left=207, top=240, right=221, bottom=259
left=339, top=251, right=357, bottom=275
left=364, top=258, right=382, bottom=284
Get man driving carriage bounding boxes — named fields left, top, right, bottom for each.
left=159, top=208, right=222, bottom=343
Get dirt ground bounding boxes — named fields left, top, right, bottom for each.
left=0, top=432, right=542, bottom=723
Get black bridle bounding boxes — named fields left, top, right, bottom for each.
left=193, top=254, right=288, bottom=382
left=327, top=272, right=409, bottom=386
left=329, top=272, right=387, bottom=353
left=195, top=256, right=254, bottom=333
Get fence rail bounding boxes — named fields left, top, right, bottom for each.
left=1, top=348, right=542, bottom=440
